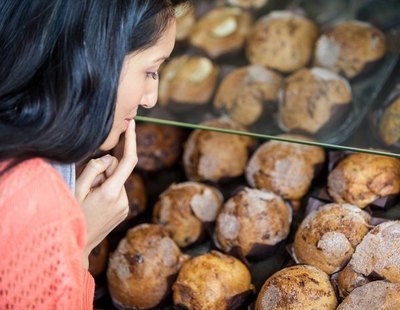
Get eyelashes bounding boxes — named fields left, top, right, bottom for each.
left=146, top=71, right=159, bottom=80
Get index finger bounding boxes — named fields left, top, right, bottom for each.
left=103, top=120, right=138, bottom=190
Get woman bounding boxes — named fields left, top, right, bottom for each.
left=0, top=0, right=187, bottom=308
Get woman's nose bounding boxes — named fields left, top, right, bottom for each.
left=140, top=88, right=158, bottom=109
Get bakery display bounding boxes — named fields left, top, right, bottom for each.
left=246, top=134, right=325, bottom=206
left=153, top=182, right=224, bottom=248
left=337, top=281, right=400, bottom=310
left=89, top=238, right=109, bottom=277
left=213, top=65, right=283, bottom=126
left=172, top=251, right=254, bottom=309
left=189, top=7, right=252, bottom=60
left=255, top=265, right=338, bottom=310
left=107, top=224, right=188, bottom=309
left=278, top=67, right=352, bottom=135
left=327, top=153, right=400, bottom=208
left=246, top=11, right=318, bottom=73
left=314, top=21, right=386, bottom=79
left=158, top=55, right=220, bottom=107
left=379, top=97, right=400, bottom=146
left=183, top=118, right=255, bottom=182
left=215, top=187, right=292, bottom=258
left=293, top=203, right=371, bottom=274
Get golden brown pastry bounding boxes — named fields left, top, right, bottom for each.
left=183, top=118, right=255, bottom=182
left=246, top=11, right=318, bottom=73
left=334, top=265, right=369, bottom=299
left=175, top=3, right=196, bottom=42
left=379, top=97, right=400, bottom=146
left=214, top=65, right=283, bottom=126
left=255, top=265, right=338, bottom=310
left=337, top=281, right=400, bottom=310
left=215, top=187, right=292, bottom=258
left=158, top=55, right=220, bottom=106
left=327, top=153, right=400, bottom=208
left=314, top=21, right=386, bottom=79
left=88, top=238, right=109, bottom=277
left=246, top=134, right=325, bottom=204
left=124, top=172, right=147, bottom=221
left=294, top=203, right=371, bottom=274
left=107, top=224, right=188, bottom=309
left=189, top=7, right=252, bottom=60
left=278, top=67, right=352, bottom=134
left=153, top=182, right=224, bottom=248
left=173, top=251, right=254, bottom=309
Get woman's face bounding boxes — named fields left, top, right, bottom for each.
left=100, top=19, right=176, bottom=151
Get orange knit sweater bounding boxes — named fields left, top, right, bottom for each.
left=0, top=158, right=94, bottom=309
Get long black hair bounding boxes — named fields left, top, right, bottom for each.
left=0, top=0, right=188, bottom=168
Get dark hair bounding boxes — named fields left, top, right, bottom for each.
left=0, top=0, right=188, bottom=167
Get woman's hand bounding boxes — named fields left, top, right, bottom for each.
left=75, top=121, right=137, bottom=268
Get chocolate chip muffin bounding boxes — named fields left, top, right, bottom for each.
left=189, top=6, right=252, bottom=60
left=379, top=97, right=400, bottom=146
left=215, top=187, right=292, bottom=258
left=294, top=203, right=371, bottom=274
left=246, top=134, right=325, bottom=205
left=173, top=251, right=254, bottom=309
left=327, top=153, right=400, bottom=208
left=314, top=21, right=386, bottom=79
left=214, top=65, right=283, bottom=126
left=158, top=55, right=220, bottom=107
left=183, top=118, right=256, bottom=182
left=107, top=224, right=189, bottom=309
left=255, top=265, right=338, bottom=310
left=153, top=182, right=224, bottom=248
left=278, top=67, right=352, bottom=134
left=246, top=11, right=318, bottom=73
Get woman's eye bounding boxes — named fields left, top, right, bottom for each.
left=146, top=71, right=159, bottom=80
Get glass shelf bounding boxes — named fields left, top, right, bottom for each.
left=136, top=0, right=400, bottom=158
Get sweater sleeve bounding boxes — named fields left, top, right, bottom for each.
left=0, top=159, right=95, bottom=309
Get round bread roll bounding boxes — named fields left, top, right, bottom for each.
left=218, top=0, right=269, bottom=9
left=343, top=221, right=400, bottom=285
left=246, top=11, right=318, bottom=73
left=334, top=265, right=369, bottom=299
left=215, top=187, right=292, bottom=258
left=89, top=238, right=109, bottom=277
left=175, top=3, right=196, bottom=42
left=255, top=265, right=338, bottom=310
left=379, top=97, right=400, bottom=146
left=246, top=135, right=325, bottom=204
left=327, top=153, right=400, bottom=208
left=189, top=7, right=252, bottom=59
left=153, top=182, right=224, bottom=248
left=124, top=172, right=147, bottom=221
left=314, top=21, right=386, bottom=79
left=183, top=118, right=255, bottom=182
left=214, top=65, right=283, bottom=126
left=337, top=281, right=400, bottom=310
left=294, top=203, right=371, bottom=274
left=278, top=67, right=352, bottom=134
left=158, top=55, right=220, bottom=106
left=107, top=224, right=188, bottom=309
left=173, top=251, right=254, bottom=309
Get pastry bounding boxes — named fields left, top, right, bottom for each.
left=175, top=3, right=196, bottom=42
left=379, top=97, right=400, bottom=146
left=89, top=238, right=109, bottom=277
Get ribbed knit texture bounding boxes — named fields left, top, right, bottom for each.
left=0, top=158, right=94, bottom=309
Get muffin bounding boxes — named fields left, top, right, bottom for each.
left=189, top=7, right=252, bottom=60
left=379, top=97, right=400, bottom=146
left=124, top=172, right=147, bottom=221
left=173, top=251, right=254, bottom=309
left=334, top=265, right=369, bottom=299
left=153, top=182, right=224, bottom=248
left=183, top=118, right=255, bottom=182
left=337, top=281, right=400, bottom=310
left=158, top=55, right=220, bottom=107
left=278, top=67, right=352, bottom=134
left=255, top=265, right=338, bottom=310
left=134, top=123, right=185, bottom=171
left=294, top=203, right=371, bottom=274
left=246, top=135, right=325, bottom=205
left=107, top=224, right=189, bottom=309
left=215, top=187, right=292, bottom=258
left=89, top=238, right=109, bottom=277
left=175, top=3, right=196, bottom=42
left=314, top=21, right=386, bottom=79
left=213, top=65, right=283, bottom=126
left=246, top=11, right=318, bottom=73
left=327, top=153, right=400, bottom=208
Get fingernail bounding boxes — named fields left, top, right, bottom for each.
left=101, top=154, right=112, bottom=164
